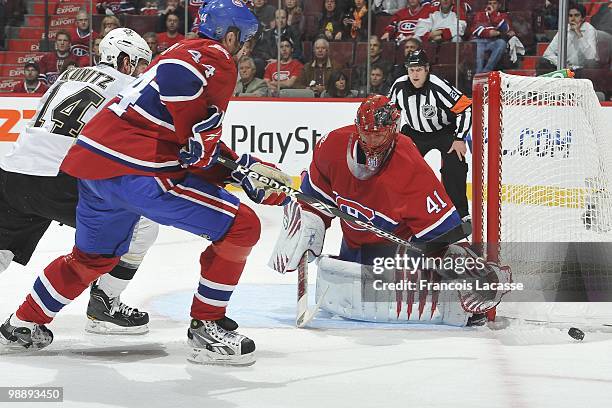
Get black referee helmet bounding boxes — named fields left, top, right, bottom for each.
left=404, top=50, right=429, bottom=68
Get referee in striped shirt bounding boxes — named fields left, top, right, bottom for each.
left=389, top=50, right=471, bottom=219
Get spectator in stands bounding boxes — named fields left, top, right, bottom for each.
left=352, top=35, right=393, bottom=90
left=253, top=0, right=277, bottom=29
left=284, top=0, right=305, bottom=34
left=358, top=65, right=390, bottom=96
left=3, top=0, right=26, bottom=25
left=143, top=32, right=160, bottom=60
left=39, top=31, right=81, bottom=85
left=141, top=1, right=161, bottom=16
left=470, top=0, right=516, bottom=74
left=70, top=9, right=99, bottom=60
left=321, top=70, right=357, bottom=97
left=373, top=0, right=407, bottom=16
left=253, top=8, right=303, bottom=63
left=537, top=4, right=599, bottom=75
left=1, top=0, right=27, bottom=49
left=591, top=0, right=612, bottom=36
left=234, top=56, right=269, bottom=97
left=186, top=1, right=204, bottom=30
left=157, top=11, right=185, bottom=53
left=343, top=0, right=369, bottom=41
left=381, top=0, right=432, bottom=45
left=318, top=0, right=344, bottom=41
left=390, top=37, right=421, bottom=81
left=335, top=0, right=353, bottom=15
left=60, top=60, right=79, bottom=74
left=91, top=37, right=103, bottom=65
left=96, top=1, right=136, bottom=15
left=538, top=0, right=559, bottom=31
left=12, top=62, right=48, bottom=95
left=157, top=0, right=186, bottom=34
left=264, top=37, right=304, bottom=96
left=0, top=1, right=5, bottom=50
left=297, top=38, right=342, bottom=97
left=100, top=15, right=121, bottom=37
left=414, top=0, right=466, bottom=43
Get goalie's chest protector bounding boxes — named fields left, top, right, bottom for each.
left=311, top=126, right=458, bottom=248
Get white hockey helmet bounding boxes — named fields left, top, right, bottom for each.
left=99, top=28, right=152, bottom=75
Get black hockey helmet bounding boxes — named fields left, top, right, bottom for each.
left=404, top=49, right=429, bottom=68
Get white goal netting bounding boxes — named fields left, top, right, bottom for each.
left=473, top=72, right=612, bottom=324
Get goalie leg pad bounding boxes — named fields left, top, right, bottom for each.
left=268, top=201, right=326, bottom=274
left=315, top=256, right=470, bottom=326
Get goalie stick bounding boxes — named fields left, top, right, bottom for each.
left=216, top=155, right=470, bottom=253
left=295, top=254, right=329, bottom=328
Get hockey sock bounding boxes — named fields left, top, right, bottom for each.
left=191, top=204, right=261, bottom=321
left=96, top=264, right=138, bottom=298
left=16, top=246, right=119, bottom=324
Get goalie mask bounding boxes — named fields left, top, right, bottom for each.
left=350, top=95, right=400, bottom=180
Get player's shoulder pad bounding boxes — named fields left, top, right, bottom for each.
left=312, top=124, right=353, bottom=170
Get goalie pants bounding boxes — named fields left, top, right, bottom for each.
left=408, top=133, right=469, bottom=219
left=16, top=173, right=260, bottom=324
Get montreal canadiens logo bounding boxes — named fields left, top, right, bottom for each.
left=398, top=21, right=416, bottom=33
left=336, top=196, right=375, bottom=231
left=71, top=45, right=89, bottom=57
left=421, top=104, right=437, bottom=119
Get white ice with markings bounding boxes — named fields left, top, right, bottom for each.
left=1, top=193, right=611, bottom=408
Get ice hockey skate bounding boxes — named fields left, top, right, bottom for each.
left=85, top=284, right=149, bottom=335
left=0, top=314, right=53, bottom=351
left=186, top=318, right=255, bottom=366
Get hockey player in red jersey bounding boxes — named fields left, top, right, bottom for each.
left=269, top=95, right=510, bottom=326
left=0, top=0, right=288, bottom=366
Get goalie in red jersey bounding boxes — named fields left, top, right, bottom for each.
left=269, top=95, right=510, bottom=327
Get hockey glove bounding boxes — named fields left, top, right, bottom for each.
left=179, top=105, right=224, bottom=169
left=231, top=154, right=292, bottom=206
left=268, top=201, right=325, bottom=273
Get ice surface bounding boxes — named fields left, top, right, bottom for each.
left=1, top=193, right=611, bottom=407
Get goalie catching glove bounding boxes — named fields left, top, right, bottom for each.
left=231, top=154, right=292, bottom=206
left=434, top=242, right=512, bottom=314
left=179, top=105, right=224, bottom=169
left=268, top=201, right=326, bottom=273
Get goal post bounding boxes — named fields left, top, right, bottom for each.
left=471, top=71, right=612, bottom=322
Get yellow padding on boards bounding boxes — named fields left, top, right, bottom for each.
left=481, top=184, right=590, bottom=208
left=227, top=179, right=589, bottom=209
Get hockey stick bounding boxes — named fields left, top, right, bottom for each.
left=217, top=155, right=469, bottom=253
left=296, top=253, right=309, bottom=326
left=295, top=253, right=329, bottom=328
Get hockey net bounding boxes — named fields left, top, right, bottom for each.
left=472, top=72, right=612, bottom=325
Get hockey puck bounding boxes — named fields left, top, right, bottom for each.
left=568, top=327, right=585, bottom=341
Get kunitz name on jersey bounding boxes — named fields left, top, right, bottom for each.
left=58, top=67, right=115, bottom=90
